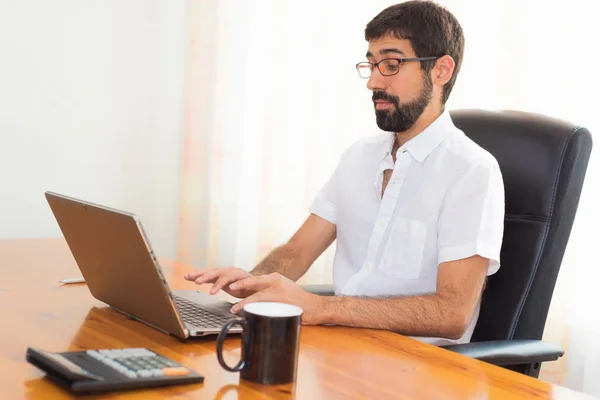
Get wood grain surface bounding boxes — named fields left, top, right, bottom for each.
left=0, top=239, right=594, bottom=399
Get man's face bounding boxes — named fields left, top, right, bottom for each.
left=365, top=36, right=433, bottom=133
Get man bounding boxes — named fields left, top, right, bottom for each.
left=185, top=1, right=504, bottom=345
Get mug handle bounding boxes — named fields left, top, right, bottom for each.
left=216, top=319, right=247, bottom=372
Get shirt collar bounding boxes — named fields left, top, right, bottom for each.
left=379, top=111, right=455, bottom=164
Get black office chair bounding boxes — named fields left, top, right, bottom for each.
left=304, top=109, right=593, bottom=378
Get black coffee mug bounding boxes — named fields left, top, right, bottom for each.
left=216, top=302, right=303, bottom=385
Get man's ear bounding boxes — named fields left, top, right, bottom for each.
left=432, top=55, right=455, bottom=86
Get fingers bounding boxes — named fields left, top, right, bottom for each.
left=184, top=268, right=218, bottom=282
left=210, top=275, right=234, bottom=295
left=184, top=270, right=204, bottom=281
left=229, top=275, right=275, bottom=293
left=231, top=291, right=270, bottom=313
left=192, top=269, right=222, bottom=285
left=184, top=268, right=252, bottom=295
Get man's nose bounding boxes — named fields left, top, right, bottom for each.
left=366, top=67, right=386, bottom=92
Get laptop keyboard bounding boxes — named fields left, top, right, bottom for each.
left=172, top=295, right=232, bottom=329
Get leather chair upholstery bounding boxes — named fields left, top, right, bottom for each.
left=304, top=109, right=593, bottom=377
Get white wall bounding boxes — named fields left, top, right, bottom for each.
left=0, top=0, right=188, bottom=259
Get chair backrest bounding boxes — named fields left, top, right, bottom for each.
left=450, top=109, right=593, bottom=342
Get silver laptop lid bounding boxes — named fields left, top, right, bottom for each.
left=45, top=191, right=189, bottom=339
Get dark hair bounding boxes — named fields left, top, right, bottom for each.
left=365, top=1, right=464, bottom=104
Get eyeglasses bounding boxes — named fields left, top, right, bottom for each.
left=355, top=57, right=439, bottom=79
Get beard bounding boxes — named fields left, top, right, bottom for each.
left=372, top=75, right=433, bottom=133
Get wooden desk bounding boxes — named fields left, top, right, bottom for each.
left=0, top=238, right=593, bottom=399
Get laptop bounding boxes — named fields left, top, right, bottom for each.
left=45, top=191, right=242, bottom=340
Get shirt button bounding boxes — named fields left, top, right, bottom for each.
left=364, top=262, right=372, bottom=270
left=378, top=220, right=385, bottom=228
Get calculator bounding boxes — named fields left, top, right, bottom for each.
left=26, top=347, right=204, bottom=394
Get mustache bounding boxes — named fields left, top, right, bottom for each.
left=372, top=91, right=400, bottom=105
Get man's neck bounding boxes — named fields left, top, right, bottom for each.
left=392, top=106, right=444, bottom=160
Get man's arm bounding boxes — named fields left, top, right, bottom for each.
left=185, top=213, right=335, bottom=297
left=251, top=214, right=336, bottom=281
left=317, top=255, right=488, bottom=339
left=231, top=255, right=488, bottom=338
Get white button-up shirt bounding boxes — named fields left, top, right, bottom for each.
left=309, top=111, right=505, bottom=346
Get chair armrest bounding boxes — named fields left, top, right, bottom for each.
left=442, top=340, right=564, bottom=366
left=301, top=284, right=335, bottom=296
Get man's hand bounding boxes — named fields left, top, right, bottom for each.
left=229, top=273, right=324, bottom=325
left=184, top=267, right=254, bottom=298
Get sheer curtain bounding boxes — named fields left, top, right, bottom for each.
left=177, top=0, right=598, bottom=393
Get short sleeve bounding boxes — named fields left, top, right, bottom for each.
left=308, top=149, right=350, bottom=224
left=437, top=162, right=505, bottom=275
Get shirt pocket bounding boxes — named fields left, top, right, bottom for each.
left=380, top=218, right=427, bottom=279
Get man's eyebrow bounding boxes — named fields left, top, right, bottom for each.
left=365, top=48, right=406, bottom=58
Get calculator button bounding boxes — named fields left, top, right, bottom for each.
left=115, top=365, right=128, bottom=374
left=124, top=370, right=138, bottom=379
left=126, top=348, right=156, bottom=357
left=112, top=349, right=130, bottom=358
left=137, top=370, right=153, bottom=378
left=162, top=367, right=190, bottom=376
left=106, top=360, right=122, bottom=370
left=106, top=350, right=123, bottom=359
left=118, top=360, right=135, bottom=367
left=158, top=358, right=180, bottom=367
left=150, top=368, right=165, bottom=377
left=144, top=359, right=160, bottom=367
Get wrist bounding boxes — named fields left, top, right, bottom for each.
left=311, top=294, right=333, bottom=325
